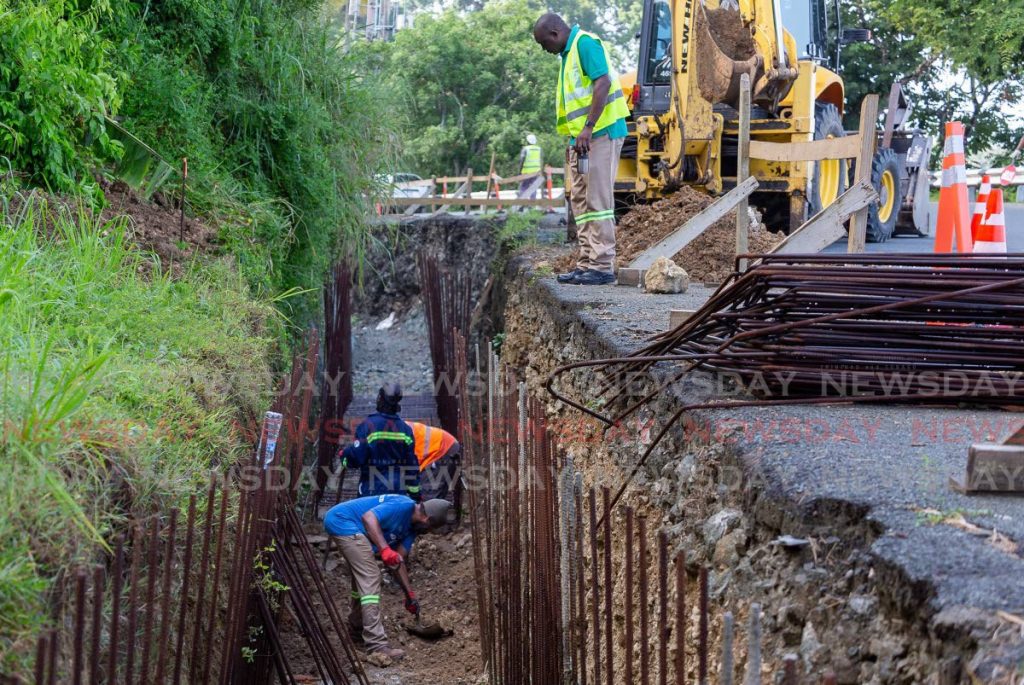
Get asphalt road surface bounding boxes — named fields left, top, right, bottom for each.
left=824, top=201, right=1024, bottom=253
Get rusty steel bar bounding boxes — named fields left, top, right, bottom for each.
left=34, top=632, right=48, bottom=685
left=721, top=611, right=734, bottom=685
left=781, top=654, right=799, bottom=684
left=575, top=475, right=588, bottom=685
left=46, top=628, right=58, bottom=685
left=674, top=550, right=685, bottom=685
left=603, top=487, right=613, bottom=685
left=200, top=485, right=230, bottom=685
left=139, top=517, right=160, bottom=683
left=190, top=481, right=220, bottom=684
left=124, top=525, right=143, bottom=685
left=589, top=487, right=601, bottom=685
left=744, top=603, right=762, bottom=685
left=639, top=514, right=650, bottom=685
left=217, top=486, right=250, bottom=685
left=698, top=566, right=708, bottom=685
left=658, top=531, right=668, bottom=685
left=315, top=262, right=353, bottom=514
left=171, top=495, right=198, bottom=685
left=89, top=566, right=103, bottom=685
left=72, top=570, right=86, bottom=685
left=625, top=506, right=635, bottom=685
left=153, top=508, right=178, bottom=684
left=107, top=536, right=124, bottom=685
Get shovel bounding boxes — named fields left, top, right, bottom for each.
left=405, top=606, right=451, bottom=641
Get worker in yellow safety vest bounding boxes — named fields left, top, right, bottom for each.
left=534, top=13, right=629, bottom=286
left=519, top=134, right=543, bottom=199
left=408, top=421, right=461, bottom=500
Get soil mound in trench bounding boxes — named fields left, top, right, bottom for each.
left=615, top=186, right=781, bottom=283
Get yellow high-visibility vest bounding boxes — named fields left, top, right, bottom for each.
left=521, top=145, right=543, bottom=174
left=556, top=29, right=630, bottom=137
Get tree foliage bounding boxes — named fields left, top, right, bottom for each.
left=352, top=0, right=563, bottom=177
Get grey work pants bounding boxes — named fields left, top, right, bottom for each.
left=567, top=135, right=624, bottom=273
left=334, top=534, right=389, bottom=651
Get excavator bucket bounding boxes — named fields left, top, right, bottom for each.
left=695, top=6, right=762, bottom=107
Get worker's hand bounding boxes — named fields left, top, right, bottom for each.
left=380, top=546, right=403, bottom=569
left=574, top=125, right=594, bottom=155
left=404, top=591, right=420, bottom=616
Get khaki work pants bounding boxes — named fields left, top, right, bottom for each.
left=334, top=534, right=389, bottom=651
left=567, top=135, right=624, bottom=273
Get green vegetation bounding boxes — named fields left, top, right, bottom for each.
left=350, top=0, right=562, bottom=178
left=0, top=194, right=279, bottom=674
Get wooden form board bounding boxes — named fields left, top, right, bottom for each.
left=847, top=95, right=880, bottom=253
left=388, top=196, right=560, bottom=208
left=627, top=176, right=759, bottom=271
left=735, top=74, right=752, bottom=273
left=766, top=180, right=877, bottom=255
left=749, top=136, right=863, bottom=163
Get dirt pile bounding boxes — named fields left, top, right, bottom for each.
left=616, top=186, right=781, bottom=283
left=705, top=7, right=757, bottom=60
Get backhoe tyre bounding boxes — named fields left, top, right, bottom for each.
left=866, top=147, right=901, bottom=242
left=808, top=103, right=849, bottom=219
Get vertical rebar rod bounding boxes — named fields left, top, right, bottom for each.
left=172, top=495, right=198, bottom=685
left=89, top=566, right=103, bottom=685
left=125, top=525, right=143, bottom=685
left=720, top=612, right=734, bottom=685
left=154, top=509, right=179, bottom=683
left=139, top=517, right=161, bottom=682
left=189, top=481, right=218, bottom=684
left=625, top=507, right=635, bottom=685
left=589, top=487, right=601, bottom=685
left=200, top=486, right=230, bottom=685
left=72, top=570, right=86, bottom=685
left=107, top=536, right=124, bottom=685
left=639, top=514, right=650, bottom=685
left=744, top=604, right=762, bottom=685
left=34, top=632, right=48, bottom=685
left=674, top=551, right=685, bottom=685
left=46, top=628, right=58, bottom=685
left=698, top=567, right=709, bottom=685
left=575, top=474, right=587, bottom=685
left=603, top=487, right=612, bottom=685
left=658, top=531, right=668, bottom=685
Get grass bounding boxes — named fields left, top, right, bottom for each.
left=0, top=193, right=280, bottom=675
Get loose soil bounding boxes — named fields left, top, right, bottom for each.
left=351, top=308, right=435, bottom=396
left=558, top=188, right=782, bottom=283
left=280, top=530, right=484, bottom=684
left=705, top=7, right=757, bottom=60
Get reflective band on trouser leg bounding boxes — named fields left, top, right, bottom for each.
left=581, top=136, right=623, bottom=273
left=336, top=534, right=389, bottom=650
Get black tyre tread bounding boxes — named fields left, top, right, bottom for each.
left=865, top=147, right=901, bottom=243
left=808, top=103, right=849, bottom=218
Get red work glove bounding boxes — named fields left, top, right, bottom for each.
left=380, top=547, right=403, bottom=569
left=404, top=591, right=420, bottom=616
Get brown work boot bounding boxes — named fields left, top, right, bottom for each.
left=366, top=645, right=405, bottom=666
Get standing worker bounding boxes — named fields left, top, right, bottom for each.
left=534, top=13, right=629, bottom=286
left=324, top=494, right=452, bottom=662
left=339, top=383, right=422, bottom=500
left=408, top=421, right=461, bottom=500
left=519, top=133, right=544, bottom=198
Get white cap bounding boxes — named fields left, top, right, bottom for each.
left=526, top=133, right=538, bottom=145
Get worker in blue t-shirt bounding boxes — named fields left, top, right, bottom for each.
left=324, top=494, right=451, bottom=662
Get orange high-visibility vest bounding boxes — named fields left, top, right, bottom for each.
left=409, top=422, right=458, bottom=470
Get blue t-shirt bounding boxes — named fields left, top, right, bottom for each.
left=323, top=494, right=417, bottom=552
left=561, top=25, right=628, bottom=142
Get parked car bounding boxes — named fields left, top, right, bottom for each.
left=380, top=173, right=431, bottom=206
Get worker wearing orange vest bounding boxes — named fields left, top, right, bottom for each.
left=408, top=422, right=461, bottom=500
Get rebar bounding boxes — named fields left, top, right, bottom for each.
left=589, top=487, right=601, bottom=685
left=721, top=611, right=734, bottom=685
left=625, top=506, right=635, bottom=685
left=745, top=603, right=762, bottom=685
left=699, top=566, right=709, bottom=685
left=89, top=566, right=103, bottom=685
left=639, top=514, right=650, bottom=685
left=674, top=550, right=685, bottom=685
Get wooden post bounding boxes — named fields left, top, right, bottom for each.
left=464, top=167, right=473, bottom=216
left=179, top=157, right=188, bottom=244
left=431, top=177, right=437, bottom=214
left=736, top=74, right=751, bottom=272
left=847, top=94, right=879, bottom=253
left=484, top=152, right=496, bottom=214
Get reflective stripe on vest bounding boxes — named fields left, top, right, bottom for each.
left=366, top=431, right=413, bottom=445
left=521, top=145, right=543, bottom=174
left=556, top=29, right=630, bottom=137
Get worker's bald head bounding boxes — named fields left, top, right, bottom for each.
left=533, top=13, right=570, bottom=54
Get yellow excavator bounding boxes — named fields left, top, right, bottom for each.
left=615, top=0, right=932, bottom=241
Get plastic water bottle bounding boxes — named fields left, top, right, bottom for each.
left=577, top=153, right=589, bottom=175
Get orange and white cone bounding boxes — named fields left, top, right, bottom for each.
left=970, top=175, right=992, bottom=241
left=934, top=122, right=973, bottom=253
left=973, top=187, right=1006, bottom=254
left=1000, top=165, right=1017, bottom=186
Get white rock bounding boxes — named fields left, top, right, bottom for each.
left=643, top=257, right=690, bottom=294
left=703, top=508, right=742, bottom=544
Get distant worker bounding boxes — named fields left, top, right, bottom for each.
left=534, top=12, right=629, bottom=286
left=519, top=133, right=544, bottom=198
left=339, top=383, right=421, bottom=500
left=324, top=494, right=452, bottom=661
left=408, top=421, right=461, bottom=500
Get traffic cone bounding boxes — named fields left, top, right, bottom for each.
left=973, top=187, right=1007, bottom=253
left=970, top=175, right=992, bottom=241
left=1000, top=164, right=1016, bottom=186
left=934, top=122, right=973, bottom=253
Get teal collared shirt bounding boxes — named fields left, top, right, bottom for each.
left=560, top=25, right=627, bottom=143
